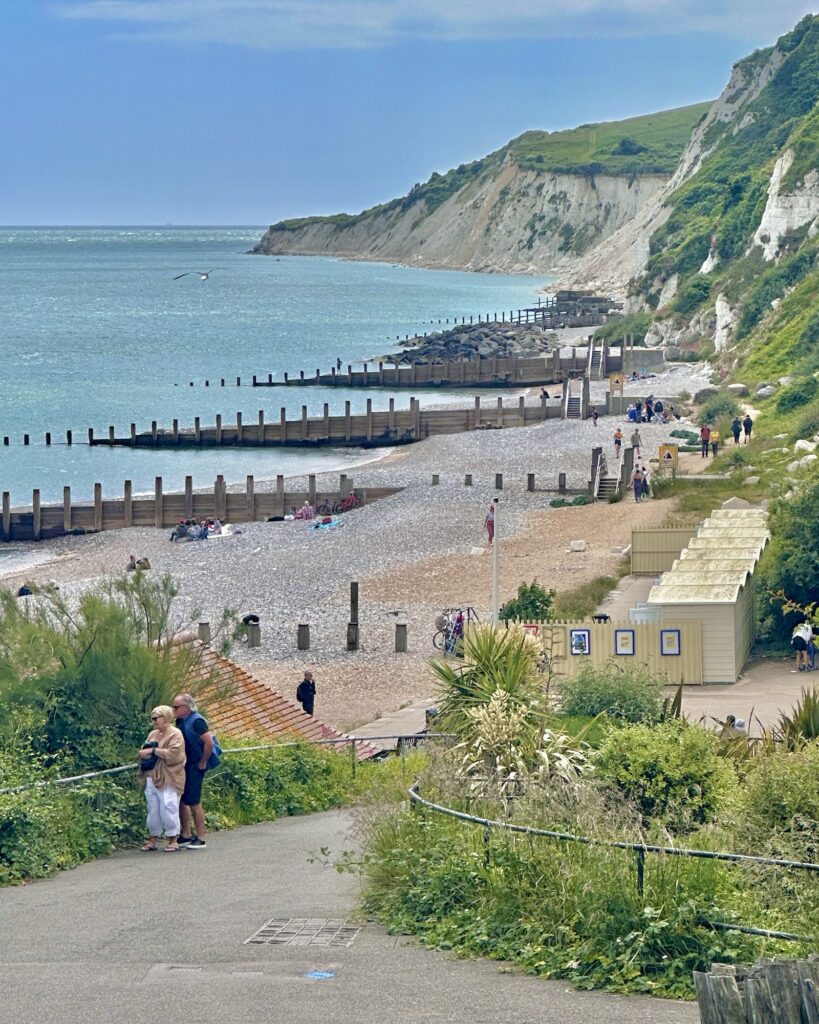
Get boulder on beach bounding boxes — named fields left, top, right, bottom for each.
left=379, top=322, right=559, bottom=364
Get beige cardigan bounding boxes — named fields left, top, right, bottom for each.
left=137, top=726, right=186, bottom=794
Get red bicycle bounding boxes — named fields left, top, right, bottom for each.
left=333, top=490, right=362, bottom=514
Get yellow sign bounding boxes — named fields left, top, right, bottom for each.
left=609, top=373, right=623, bottom=396
left=659, top=444, right=678, bottom=471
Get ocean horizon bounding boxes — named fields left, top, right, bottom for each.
left=0, top=227, right=546, bottom=505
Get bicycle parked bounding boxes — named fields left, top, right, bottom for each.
left=432, top=606, right=480, bottom=654
left=316, top=490, right=363, bottom=516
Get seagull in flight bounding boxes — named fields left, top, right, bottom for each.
left=173, top=269, right=216, bottom=281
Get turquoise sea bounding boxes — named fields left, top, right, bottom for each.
left=0, top=227, right=543, bottom=505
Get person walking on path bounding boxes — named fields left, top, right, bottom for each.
left=591, top=408, right=598, bottom=427
left=137, top=705, right=186, bottom=853
left=630, top=466, right=644, bottom=503
left=732, top=416, right=742, bottom=445
left=641, top=465, right=651, bottom=500
left=296, top=671, right=316, bottom=716
left=174, top=693, right=215, bottom=850
left=614, top=428, right=623, bottom=459
left=630, top=428, right=642, bottom=458
left=484, top=502, right=495, bottom=545
left=700, top=423, right=712, bottom=457
left=711, top=427, right=720, bottom=457
left=743, top=414, right=753, bottom=444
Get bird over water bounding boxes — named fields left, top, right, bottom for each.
left=173, top=269, right=216, bottom=280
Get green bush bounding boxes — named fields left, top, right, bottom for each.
left=558, top=661, right=664, bottom=723
left=776, top=376, right=818, bottom=412
left=697, top=391, right=741, bottom=426
left=594, top=721, right=738, bottom=832
left=675, top=276, right=712, bottom=317
left=499, top=580, right=555, bottom=623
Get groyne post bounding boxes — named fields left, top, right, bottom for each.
left=527, top=473, right=535, bottom=492
left=246, top=475, right=255, bottom=521
left=432, top=474, right=440, bottom=486
left=32, top=489, right=41, bottom=541
left=45, top=432, right=51, bottom=446
left=184, top=476, right=193, bottom=519
left=347, top=581, right=360, bottom=652
left=395, top=623, right=408, bottom=653
left=173, top=419, right=179, bottom=444
left=130, top=423, right=137, bottom=446
left=323, top=403, right=330, bottom=438
left=63, top=486, right=72, bottom=532
left=518, top=395, right=525, bottom=425
left=236, top=411, right=243, bottom=444
left=308, top=474, right=316, bottom=506
left=301, top=405, right=308, bottom=440
left=247, top=620, right=261, bottom=648
left=66, top=429, right=72, bottom=445
left=389, top=397, right=395, bottom=432
left=497, top=397, right=503, bottom=428
left=280, top=407, right=287, bottom=444
left=124, top=480, right=132, bottom=528
left=276, top=475, right=285, bottom=515
left=198, top=622, right=211, bottom=644
left=94, top=483, right=103, bottom=532
left=216, top=475, right=226, bottom=521
left=1, top=493, right=9, bottom=540
left=464, top=474, right=473, bottom=486
left=495, top=473, right=503, bottom=491
left=215, top=415, right=222, bottom=446
left=347, top=364, right=353, bottom=386
left=344, top=401, right=351, bottom=442
left=366, top=398, right=373, bottom=441
left=194, top=417, right=201, bottom=445
left=558, top=473, right=567, bottom=494
left=108, top=425, right=115, bottom=445
left=258, top=409, right=265, bottom=443
left=316, top=368, right=321, bottom=384
left=88, top=427, right=94, bottom=445
left=339, top=474, right=350, bottom=499
left=154, top=477, right=163, bottom=528
left=151, top=420, right=158, bottom=446
left=474, top=395, right=481, bottom=428
left=297, top=623, right=310, bottom=651
left=378, top=361, right=384, bottom=385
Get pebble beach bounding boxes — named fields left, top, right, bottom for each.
left=0, top=361, right=710, bottom=730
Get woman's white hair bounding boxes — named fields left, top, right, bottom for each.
left=174, top=693, right=197, bottom=712
left=151, top=704, right=175, bottom=723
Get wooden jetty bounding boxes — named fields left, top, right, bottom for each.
left=1, top=473, right=401, bottom=543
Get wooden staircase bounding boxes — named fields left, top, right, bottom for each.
left=566, top=396, right=582, bottom=419
left=597, top=475, right=619, bottom=500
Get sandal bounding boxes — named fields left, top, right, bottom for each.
left=163, top=843, right=180, bottom=852
left=140, top=842, right=158, bottom=852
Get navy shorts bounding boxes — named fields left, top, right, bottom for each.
left=182, top=765, right=205, bottom=806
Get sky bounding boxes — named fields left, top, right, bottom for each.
left=1, top=1, right=816, bottom=225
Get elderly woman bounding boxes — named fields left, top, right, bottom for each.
left=137, top=704, right=186, bottom=852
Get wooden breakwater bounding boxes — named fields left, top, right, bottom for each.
left=85, top=393, right=570, bottom=451
left=1, top=473, right=402, bottom=543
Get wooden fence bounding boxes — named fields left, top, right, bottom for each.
left=1, top=473, right=402, bottom=543
left=519, top=617, right=704, bottom=685
left=631, top=527, right=699, bottom=575
left=695, top=958, right=819, bottom=1024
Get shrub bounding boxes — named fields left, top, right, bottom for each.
left=776, top=376, right=818, bottom=413
left=675, top=276, right=712, bottom=317
left=698, top=390, right=741, bottom=426
left=499, top=580, right=555, bottom=623
left=558, top=661, right=664, bottom=723
left=594, top=721, right=737, bottom=832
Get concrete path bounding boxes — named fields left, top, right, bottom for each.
left=0, top=809, right=697, bottom=1024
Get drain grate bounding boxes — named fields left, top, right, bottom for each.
left=245, top=917, right=361, bottom=947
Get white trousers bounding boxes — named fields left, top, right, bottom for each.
left=145, top=777, right=181, bottom=837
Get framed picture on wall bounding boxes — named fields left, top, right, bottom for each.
left=660, top=629, right=681, bottom=657
left=569, top=628, right=591, bottom=656
left=614, top=629, right=635, bottom=656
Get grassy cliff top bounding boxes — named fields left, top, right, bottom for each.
left=508, top=102, right=712, bottom=175
left=267, top=103, right=712, bottom=235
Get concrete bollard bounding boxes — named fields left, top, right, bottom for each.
left=558, top=472, right=567, bottom=494
left=464, top=474, right=473, bottom=486
left=247, top=621, right=261, bottom=648
left=395, top=623, right=408, bottom=653
left=495, top=473, right=503, bottom=491
left=527, top=473, right=535, bottom=492
left=297, top=623, right=310, bottom=651
left=197, top=622, right=211, bottom=644
left=24, top=434, right=29, bottom=446
left=432, top=474, right=440, bottom=486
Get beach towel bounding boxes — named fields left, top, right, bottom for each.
left=309, top=517, right=344, bottom=531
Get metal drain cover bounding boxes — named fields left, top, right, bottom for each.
left=245, top=917, right=361, bottom=947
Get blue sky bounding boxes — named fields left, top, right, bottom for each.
left=1, top=1, right=816, bottom=224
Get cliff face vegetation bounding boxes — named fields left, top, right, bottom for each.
left=252, top=105, right=709, bottom=276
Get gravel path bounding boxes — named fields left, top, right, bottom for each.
left=1, top=364, right=703, bottom=730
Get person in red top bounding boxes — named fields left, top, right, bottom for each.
left=700, top=423, right=712, bottom=458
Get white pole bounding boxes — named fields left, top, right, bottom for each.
left=491, top=495, right=499, bottom=624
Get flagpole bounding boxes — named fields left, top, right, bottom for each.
left=491, top=495, right=499, bottom=624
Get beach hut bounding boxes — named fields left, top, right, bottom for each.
left=646, top=509, right=769, bottom=683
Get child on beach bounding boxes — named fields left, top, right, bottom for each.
left=484, top=503, right=495, bottom=545
left=614, top=428, right=622, bottom=458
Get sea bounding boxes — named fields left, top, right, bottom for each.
left=0, top=226, right=544, bottom=512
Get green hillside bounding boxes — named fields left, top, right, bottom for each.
left=268, top=103, right=710, bottom=234
left=508, top=102, right=712, bottom=176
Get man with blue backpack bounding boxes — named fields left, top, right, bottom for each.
left=173, top=693, right=221, bottom=849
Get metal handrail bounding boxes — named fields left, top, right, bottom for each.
left=408, top=783, right=817, bottom=942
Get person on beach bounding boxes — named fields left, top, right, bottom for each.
left=645, top=399, right=653, bottom=423
left=540, top=387, right=550, bottom=399
left=614, top=428, right=623, bottom=458
left=743, top=414, right=753, bottom=443
left=295, top=501, right=315, bottom=520
left=791, top=621, right=812, bottom=672
left=732, top=416, right=742, bottom=445
left=170, top=519, right=188, bottom=542
left=126, top=555, right=138, bottom=572
left=630, top=467, right=644, bottom=503
left=336, top=357, right=342, bottom=370
left=711, top=428, right=720, bottom=457
left=591, top=407, right=598, bottom=427
left=641, top=465, right=651, bottom=499
left=485, top=502, right=495, bottom=545
left=296, top=671, right=316, bottom=716
left=630, top=428, right=642, bottom=458
left=137, top=705, right=186, bottom=853
left=700, top=423, right=711, bottom=457
left=174, top=693, right=214, bottom=849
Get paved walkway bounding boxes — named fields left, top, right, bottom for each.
left=0, top=809, right=697, bottom=1024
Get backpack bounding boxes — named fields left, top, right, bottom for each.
left=184, top=711, right=222, bottom=770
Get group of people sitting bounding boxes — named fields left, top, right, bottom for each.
left=169, top=518, right=224, bottom=542
left=626, top=397, right=678, bottom=424
left=126, top=555, right=152, bottom=571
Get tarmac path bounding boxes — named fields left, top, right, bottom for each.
left=0, top=809, right=699, bottom=1024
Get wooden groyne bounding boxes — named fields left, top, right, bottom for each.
left=88, top=393, right=570, bottom=451
left=1, top=473, right=401, bottom=543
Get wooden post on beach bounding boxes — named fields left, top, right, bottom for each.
left=63, top=486, right=72, bottom=532
left=347, top=363, right=353, bottom=386
left=3, top=437, right=8, bottom=446
left=185, top=476, right=193, bottom=519
left=518, top=396, right=525, bottom=425
left=464, top=474, right=473, bottom=486
left=246, top=475, right=255, bottom=521
left=216, top=475, right=226, bottom=521
left=236, top=411, right=243, bottom=444
left=331, top=367, right=337, bottom=386
left=268, top=373, right=273, bottom=385
left=194, top=417, right=201, bottom=445
left=236, top=376, right=241, bottom=387
left=66, top=429, right=73, bottom=445
left=495, top=473, right=503, bottom=491
left=558, top=472, right=567, bottom=494
left=45, top=432, right=51, bottom=446
left=553, top=349, right=561, bottom=380
left=151, top=421, right=158, bottom=446
left=395, top=623, right=408, bottom=653
left=247, top=621, right=261, bottom=648
left=347, top=581, right=360, bottom=651
left=389, top=397, right=395, bottom=433
left=280, top=407, right=287, bottom=444
left=497, top=397, right=503, bottom=428
left=108, top=425, right=115, bottom=445
left=474, top=395, right=481, bottom=428
left=198, top=622, right=211, bottom=644
left=88, top=427, right=94, bottom=445
left=94, top=483, right=103, bottom=532
left=344, top=401, right=352, bottom=442
left=308, top=475, right=316, bottom=506
left=527, top=473, right=535, bottom=492
left=540, top=392, right=547, bottom=419
left=1, top=492, right=9, bottom=540
left=301, top=405, right=308, bottom=440
left=432, top=474, right=440, bottom=486
left=124, top=480, right=133, bottom=528
left=32, top=490, right=41, bottom=541
left=316, top=368, right=321, bottom=383
left=23, top=433, right=29, bottom=446
left=215, top=415, right=222, bottom=446
left=339, top=474, right=350, bottom=499
left=366, top=399, right=373, bottom=441
left=378, top=361, right=385, bottom=385
left=276, top=475, right=285, bottom=515
left=323, top=403, right=330, bottom=438
left=154, top=477, right=163, bottom=528
left=297, top=623, right=310, bottom=651
left=258, top=409, right=265, bottom=444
